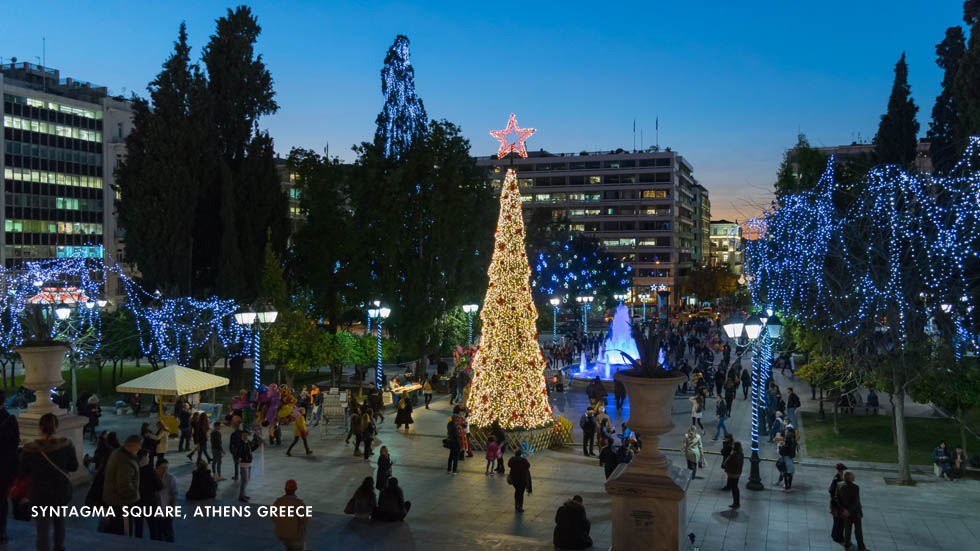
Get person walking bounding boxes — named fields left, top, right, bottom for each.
left=187, top=412, right=212, bottom=463
left=376, top=446, right=393, bottom=491
left=235, top=430, right=260, bottom=502
left=689, top=395, right=705, bottom=432
left=177, top=402, right=192, bottom=452
left=713, top=395, right=730, bottom=441
left=286, top=410, right=312, bottom=456
left=714, top=369, right=726, bottom=398
left=492, top=421, right=507, bottom=474
left=19, top=413, right=78, bottom=551
left=722, top=441, right=744, bottom=510
left=508, top=449, right=532, bottom=513
left=614, top=379, right=627, bottom=410
left=0, top=390, right=19, bottom=544
left=829, top=462, right=847, bottom=544
left=681, top=426, right=704, bottom=480
left=837, top=471, right=867, bottom=551
left=101, top=435, right=141, bottom=535
left=724, top=377, right=736, bottom=416
left=361, top=411, right=376, bottom=460
left=422, top=378, right=434, bottom=409
left=345, top=477, right=377, bottom=520
left=394, top=394, right=414, bottom=431
left=347, top=406, right=364, bottom=452
left=272, top=480, right=308, bottom=551
left=579, top=406, right=598, bottom=456
left=154, top=459, right=177, bottom=542
left=210, top=421, right=225, bottom=480
left=553, top=495, right=593, bottom=550
left=446, top=415, right=461, bottom=475
left=740, top=369, right=751, bottom=399
left=786, top=387, right=801, bottom=427
left=229, top=422, right=243, bottom=481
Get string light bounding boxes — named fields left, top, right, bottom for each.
left=745, top=138, right=980, bottom=353
left=531, top=236, right=632, bottom=303
left=489, top=114, right=536, bottom=159
left=466, top=168, right=554, bottom=430
left=376, top=35, right=428, bottom=160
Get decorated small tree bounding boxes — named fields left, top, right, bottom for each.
left=466, top=168, right=553, bottom=429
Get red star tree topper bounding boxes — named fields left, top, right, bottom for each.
left=465, top=144, right=553, bottom=429
left=489, top=113, right=536, bottom=159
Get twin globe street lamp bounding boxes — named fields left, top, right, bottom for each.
left=549, top=297, right=561, bottom=347
left=638, top=293, right=651, bottom=323
left=234, top=308, right=279, bottom=391
left=723, top=309, right=782, bottom=491
left=54, top=298, right=109, bottom=411
left=367, top=306, right=391, bottom=389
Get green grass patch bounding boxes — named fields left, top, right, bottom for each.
left=801, top=412, right=963, bottom=465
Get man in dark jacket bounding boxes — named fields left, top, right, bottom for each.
left=786, top=387, right=801, bottom=426
left=177, top=402, right=192, bottom=452
left=507, top=450, right=532, bottom=512
left=837, top=471, right=866, bottom=550
left=613, top=380, right=627, bottom=410
left=446, top=418, right=461, bottom=474
left=102, top=435, right=141, bottom=535
left=579, top=407, right=597, bottom=456
left=740, top=369, right=751, bottom=399
left=0, top=391, right=19, bottom=543
left=229, top=423, right=243, bottom=481
left=713, top=369, right=726, bottom=398
left=235, top=430, right=261, bottom=502
left=829, top=463, right=847, bottom=544
left=553, top=495, right=592, bottom=549
left=598, top=440, right=619, bottom=479
left=135, top=449, right=162, bottom=538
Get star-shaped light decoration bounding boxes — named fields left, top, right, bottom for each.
left=490, top=113, right=536, bottom=159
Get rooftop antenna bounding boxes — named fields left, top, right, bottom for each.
left=640, top=128, right=643, bottom=150
left=324, top=141, right=329, bottom=158
left=632, top=118, right=636, bottom=152
left=655, top=116, right=659, bottom=149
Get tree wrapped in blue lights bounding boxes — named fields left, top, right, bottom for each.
left=375, top=35, right=428, bottom=160
left=745, top=138, right=980, bottom=482
left=530, top=233, right=632, bottom=313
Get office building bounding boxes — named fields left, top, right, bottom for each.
left=1, top=61, right=132, bottom=269
left=475, top=147, right=709, bottom=308
left=709, top=220, right=743, bottom=277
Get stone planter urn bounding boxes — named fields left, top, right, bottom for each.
left=16, top=344, right=90, bottom=485
left=605, top=370, right=687, bottom=551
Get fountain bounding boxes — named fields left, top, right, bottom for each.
left=571, top=304, right=639, bottom=391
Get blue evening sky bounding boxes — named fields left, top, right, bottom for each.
left=0, top=1, right=965, bottom=220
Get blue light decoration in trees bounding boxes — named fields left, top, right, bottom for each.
left=744, top=137, right=980, bottom=355
left=530, top=234, right=632, bottom=306
left=375, top=35, right=428, bottom=160
left=0, top=255, right=249, bottom=365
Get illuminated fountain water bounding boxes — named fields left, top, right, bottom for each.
left=572, top=304, right=639, bottom=385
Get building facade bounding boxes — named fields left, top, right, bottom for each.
left=709, top=219, right=743, bottom=276
left=475, top=148, right=709, bottom=306
left=1, top=62, right=132, bottom=269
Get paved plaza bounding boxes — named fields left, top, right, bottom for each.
left=4, top=350, right=980, bottom=551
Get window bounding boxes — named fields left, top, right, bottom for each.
left=641, top=190, right=670, bottom=199
left=569, top=161, right=600, bottom=170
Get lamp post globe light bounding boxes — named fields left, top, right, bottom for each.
left=740, top=311, right=782, bottom=491
left=234, top=308, right=278, bottom=391
left=576, top=295, right=594, bottom=334
left=549, top=297, right=561, bottom=347
left=368, top=306, right=391, bottom=389
left=365, top=300, right=380, bottom=334
left=638, top=292, right=650, bottom=322
left=462, top=304, right=479, bottom=345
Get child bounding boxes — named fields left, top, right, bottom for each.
left=376, top=446, right=393, bottom=491
left=485, top=436, right=501, bottom=475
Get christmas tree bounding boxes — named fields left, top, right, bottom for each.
left=467, top=168, right=554, bottom=430
left=374, top=35, right=428, bottom=160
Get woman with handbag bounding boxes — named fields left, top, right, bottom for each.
left=680, top=426, right=704, bottom=481
left=19, top=413, right=79, bottom=551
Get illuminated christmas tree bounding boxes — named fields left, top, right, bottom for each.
left=467, top=164, right=554, bottom=430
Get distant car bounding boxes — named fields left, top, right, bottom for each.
left=692, top=307, right=718, bottom=321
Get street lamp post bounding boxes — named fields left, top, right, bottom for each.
left=462, top=304, right=479, bottom=345
left=365, top=300, right=380, bottom=335
left=368, top=307, right=391, bottom=389
left=235, top=308, right=279, bottom=391
left=739, top=312, right=782, bottom=491
left=53, top=299, right=109, bottom=412
left=638, top=293, right=650, bottom=323
left=576, top=295, right=594, bottom=335
left=549, top=297, right=560, bottom=347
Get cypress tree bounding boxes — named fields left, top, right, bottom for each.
left=115, top=23, right=205, bottom=296
left=928, top=27, right=966, bottom=174
left=954, top=3, right=980, bottom=159
left=874, top=53, right=920, bottom=167
left=374, top=35, right=428, bottom=160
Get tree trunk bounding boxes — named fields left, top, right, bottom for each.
left=284, top=369, right=295, bottom=389
left=892, top=363, right=911, bottom=483
left=832, top=398, right=839, bottom=434
left=229, top=356, right=244, bottom=390
left=887, top=392, right=897, bottom=445
left=958, top=406, right=968, bottom=458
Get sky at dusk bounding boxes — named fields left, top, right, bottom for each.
left=0, top=1, right=966, bottom=220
